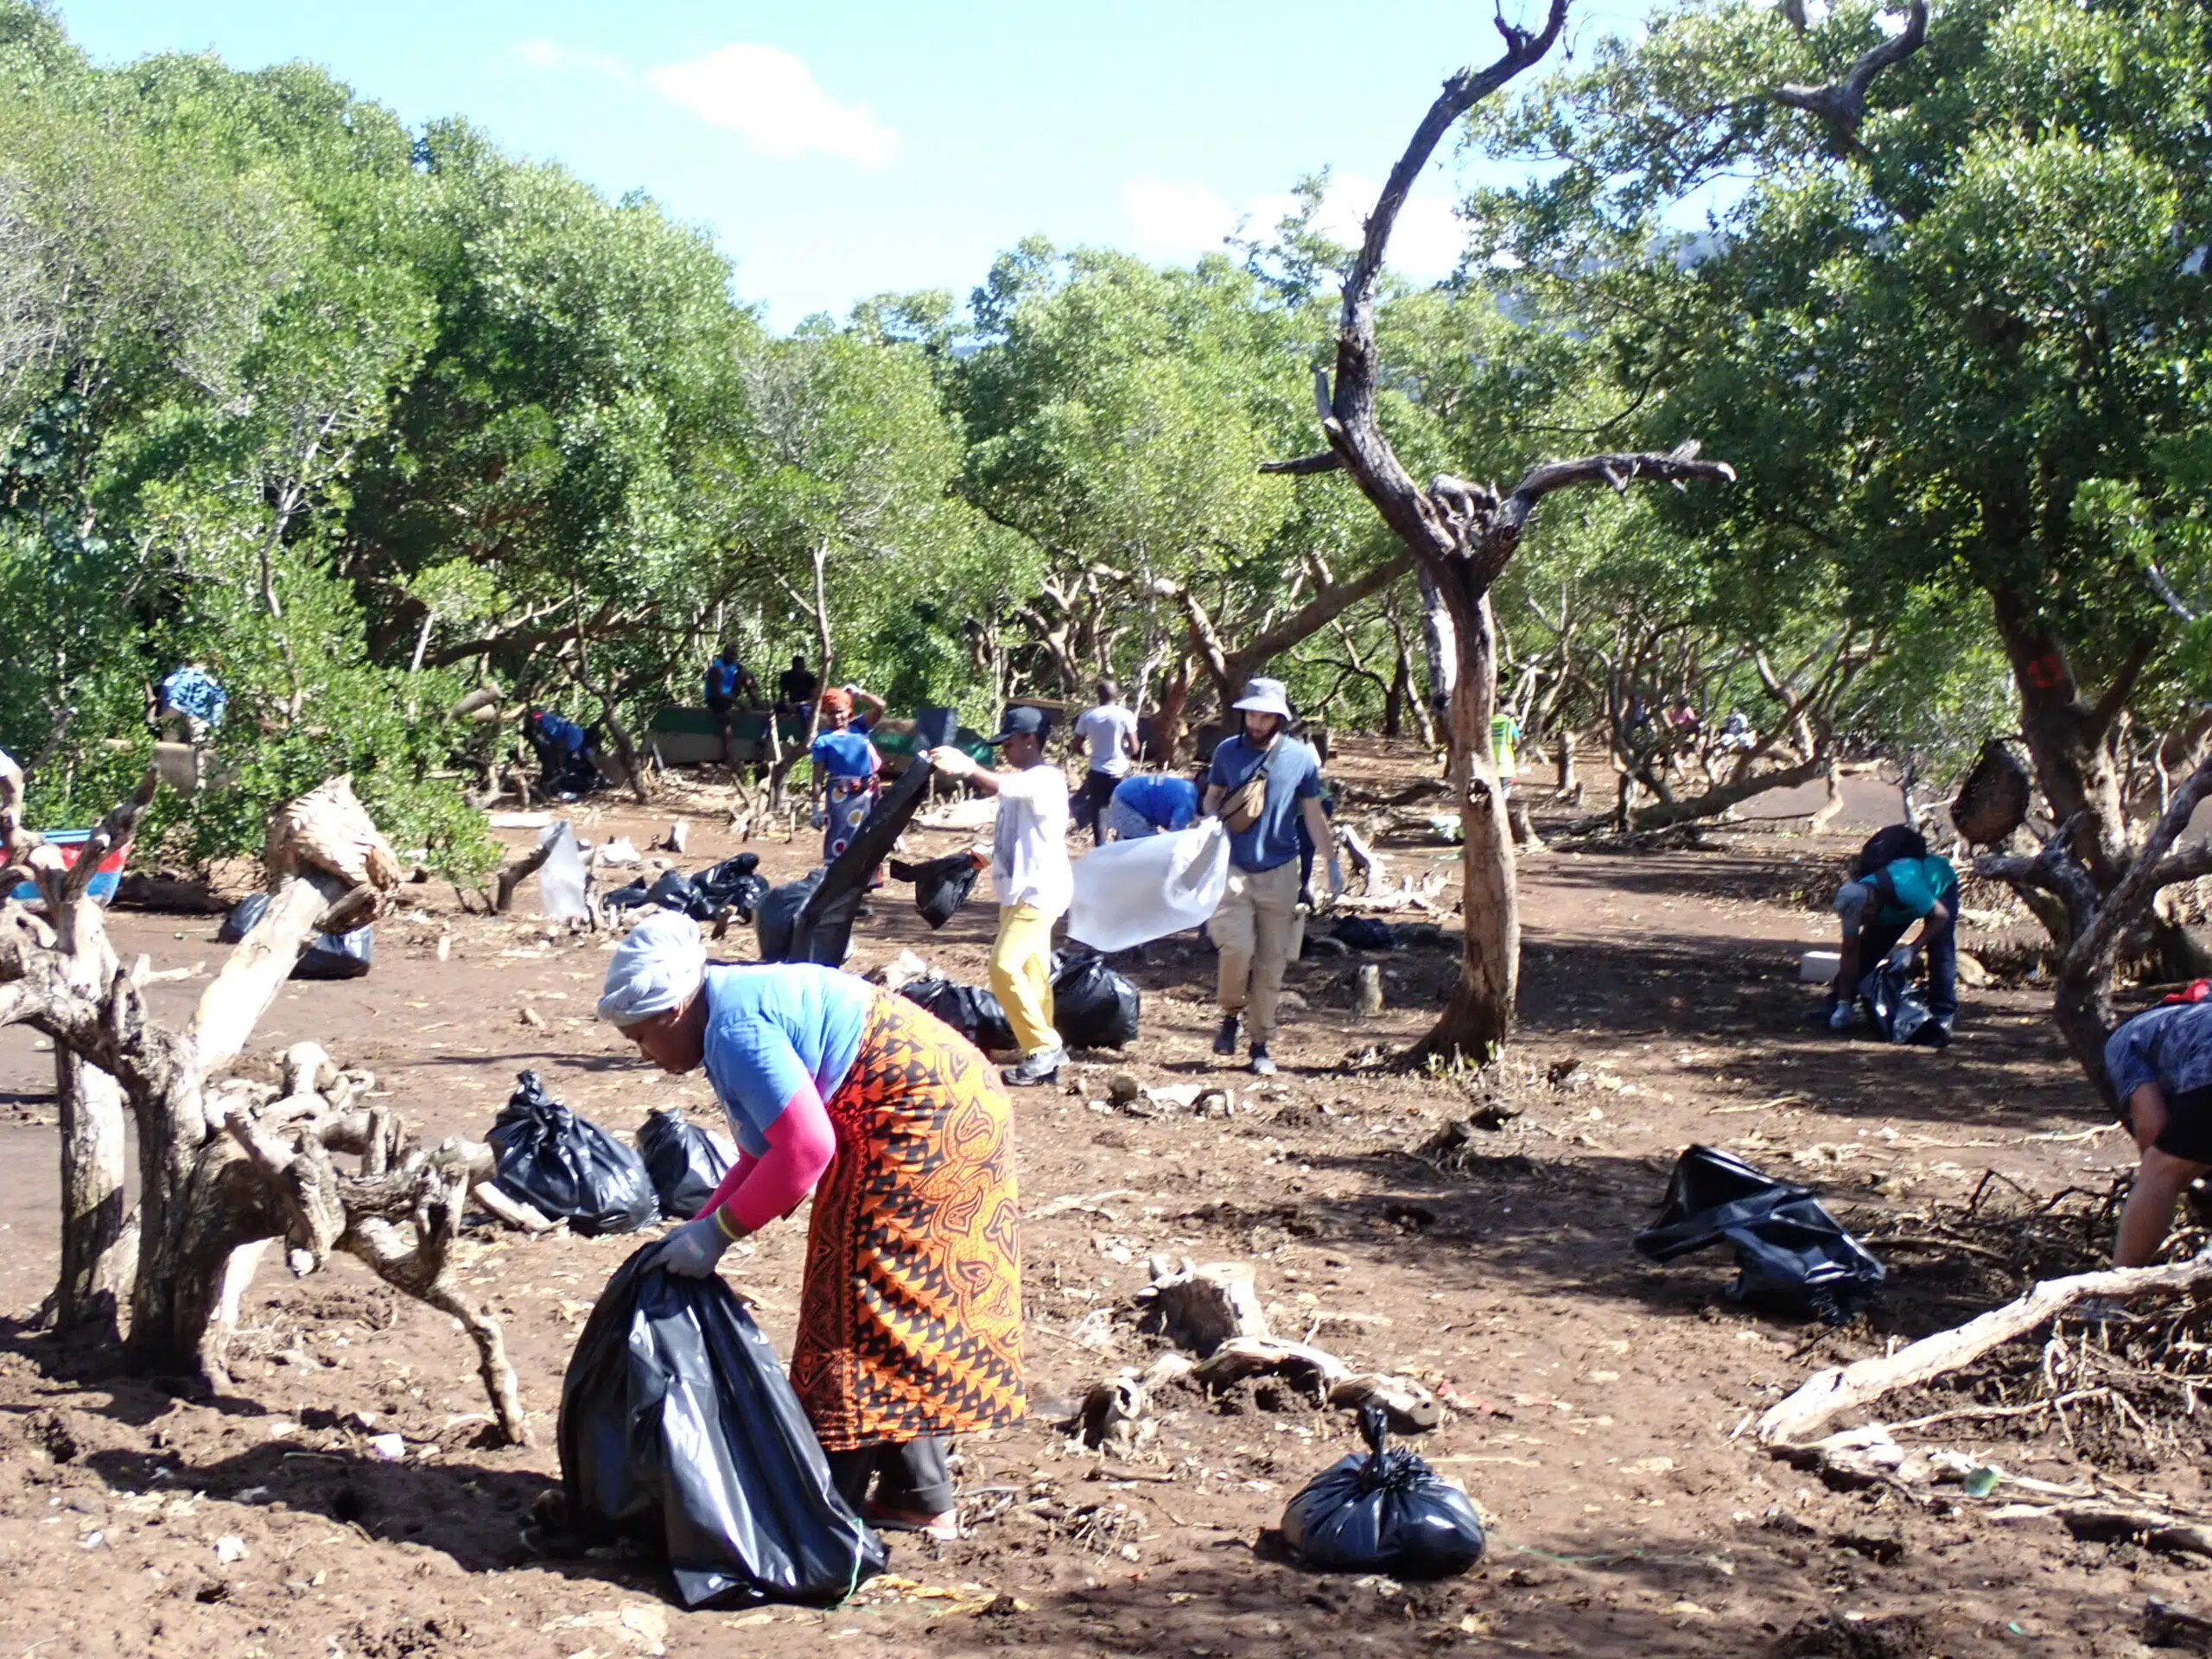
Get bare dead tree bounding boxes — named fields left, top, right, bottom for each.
left=0, top=771, right=529, bottom=1440
left=1771, top=0, right=1929, bottom=154
left=1260, top=0, right=1735, bottom=1059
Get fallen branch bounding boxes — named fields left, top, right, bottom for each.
left=1758, top=1250, right=2212, bottom=1447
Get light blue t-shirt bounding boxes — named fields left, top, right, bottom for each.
left=701, top=964, right=871, bottom=1155
left=810, top=728, right=879, bottom=781
left=1207, top=734, right=1321, bottom=874
left=1111, top=773, right=1199, bottom=832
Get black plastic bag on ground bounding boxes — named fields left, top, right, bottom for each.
left=1332, top=916, right=1399, bottom=952
left=646, top=868, right=713, bottom=920
left=696, top=855, right=766, bottom=919
left=601, top=878, right=652, bottom=912
left=219, top=893, right=372, bottom=980
left=899, top=976, right=1016, bottom=1052
left=1051, top=950, right=1140, bottom=1048
left=1281, top=1405, right=1485, bottom=1578
left=560, top=1243, right=887, bottom=1609
left=489, top=1071, right=658, bottom=1236
left=1859, top=956, right=1936, bottom=1046
left=887, top=851, right=983, bottom=930
left=1633, top=1145, right=1885, bottom=1323
left=637, top=1107, right=735, bottom=1220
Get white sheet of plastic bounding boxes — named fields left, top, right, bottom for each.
left=1065, top=819, right=1230, bottom=953
left=537, top=821, right=590, bottom=920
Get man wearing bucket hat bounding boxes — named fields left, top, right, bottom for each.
left=928, top=705, right=1072, bottom=1086
left=1204, top=677, right=1339, bottom=1076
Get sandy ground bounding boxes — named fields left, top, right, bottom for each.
left=0, top=742, right=2183, bottom=1658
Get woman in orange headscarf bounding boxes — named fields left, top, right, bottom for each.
left=809, top=686, right=885, bottom=868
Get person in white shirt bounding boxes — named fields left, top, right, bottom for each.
left=1071, top=679, right=1141, bottom=847
left=928, top=705, right=1072, bottom=1086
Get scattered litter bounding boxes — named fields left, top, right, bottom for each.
left=1633, top=1145, right=1885, bottom=1323
left=369, top=1433, right=407, bottom=1462
left=214, top=1535, right=248, bottom=1562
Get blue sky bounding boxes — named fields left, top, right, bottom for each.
left=55, top=0, right=1656, bottom=330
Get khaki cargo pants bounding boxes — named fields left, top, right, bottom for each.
left=1212, top=859, right=1302, bottom=1046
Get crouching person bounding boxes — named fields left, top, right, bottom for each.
left=2106, top=1001, right=2212, bottom=1266
left=1816, top=825, right=1960, bottom=1046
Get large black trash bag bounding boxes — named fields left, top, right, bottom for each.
left=696, top=855, right=767, bottom=920
left=778, top=759, right=939, bottom=966
left=899, top=977, right=1016, bottom=1052
left=887, top=851, right=983, bottom=930
left=1633, top=1145, right=1885, bottom=1323
left=560, top=1244, right=888, bottom=1609
left=1859, top=955, right=1936, bottom=1046
left=219, top=893, right=373, bottom=981
left=1280, top=1405, right=1486, bottom=1578
left=645, top=868, right=713, bottom=919
left=488, top=1071, right=658, bottom=1236
left=1052, top=951, right=1140, bottom=1048
left=757, top=871, right=824, bottom=963
left=637, top=1107, right=735, bottom=1220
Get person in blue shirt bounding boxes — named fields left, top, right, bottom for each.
left=809, top=686, right=887, bottom=869
left=1202, top=677, right=1340, bottom=1076
left=1816, top=824, right=1960, bottom=1045
left=524, top=709, right=606, bottom=798
left=1102, top=771, right=1201, bottom=842
left=702, top=647, right=760, bottom=723
left=154, top=663, right=226, bottom=741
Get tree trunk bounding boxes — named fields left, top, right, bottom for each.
left=1554, top=731, right=1578, bottom=798
left=1991, top=590, right=2132, bottom=881
left=1414, top=588, right=1516, bottom=1063
left=54, top=1051, right=131, bottom=1338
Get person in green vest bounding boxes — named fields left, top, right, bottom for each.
left=1490, top=711, right=1522, bottom=792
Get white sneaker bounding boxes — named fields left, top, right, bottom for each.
left=1001, top=1046, right=1065, bottom=1088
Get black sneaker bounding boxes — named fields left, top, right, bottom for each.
left=1249, top=1046, right=1277, bottom=1077
left=1211, top=1014, right=1240, bottom=1057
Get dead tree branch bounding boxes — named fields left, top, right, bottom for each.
left=1770, top=0, right=1929, bottom=152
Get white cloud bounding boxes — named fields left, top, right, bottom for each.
left=645, top=44, right=898, bottom=169
left=1120, top=173, right=1467, bottom=280
left=517, top=38, right=632, bottom=82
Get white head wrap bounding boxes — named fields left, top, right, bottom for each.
left=597, top=911, right=709, bottom=1027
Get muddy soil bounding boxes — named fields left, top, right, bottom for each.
left=0, top=741, right=2183, bottom=1657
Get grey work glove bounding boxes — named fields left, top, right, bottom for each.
left=654, top=1214, right=734, bottom=1278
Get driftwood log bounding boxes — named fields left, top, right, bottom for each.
left=0, top=765, right=531, bottom=1442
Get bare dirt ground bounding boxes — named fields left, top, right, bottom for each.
left=0, top=740, right=2182, bottom=1658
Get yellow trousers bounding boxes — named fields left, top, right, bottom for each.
left=988, top=903, right=1059, bottom=1055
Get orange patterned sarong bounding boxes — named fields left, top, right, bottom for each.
left=790, top=993, right=1024, bottom=1450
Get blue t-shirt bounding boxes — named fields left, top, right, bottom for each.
left=1876, top=855, right=1959, bottom=925
left=1208, top=734, right=1321, bottom=873
left=160, top=666, right=227, bottom=726
left=535, top=713, right=586, bottom=753
left=701, top=964, right=871, bottom=1155
left=810, top=728, right=880, bottom=780
left=705, top=658, right=743, bottom=700
left=1111, top=774, right=1198, bottom=831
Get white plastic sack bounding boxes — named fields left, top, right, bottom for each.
left=1066, top=819, right=1230, bottom=953
left=537, top=822, right=590, bottom=920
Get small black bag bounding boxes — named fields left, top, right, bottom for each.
left=899, top=976, right=1017, bottom=1052
left=1281, top=1405, right=1486, bottom=1578
left=488, top=1071, right=658, bottom=1236
left=1052, top=950, right=1140, bottom=1048
left=646, top=868, right=712, bottom=919
left=1859, top=956, right=1936, bottom=1046
left=1633, top=1145, right=1885, bottom=1323
left=560, top=1244, right=888, bottom=1609
left=636, top=1107, right=736, bottom=1220
left=888, top=851, right=983, bottom=931
left=219, top=893, right=373, bottom=981
left=696, top=855, right=767, bottom=920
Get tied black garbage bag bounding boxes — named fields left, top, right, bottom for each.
left=1860, top=956, right=1938, bottom=1046
left=219, top=893, right=373, bottom=981
left=1052, top=951, right=1140, bottom=1048
left=1633, top=1145, right=1885, bottom=1323
left=636, top=1107, right=735, bottom=1220
left=560, top=1245, right=888, bottom=1609
left=899, top=977, right=1017, bottom=1052
left=489, top=1071, right=658, bottom=1236
left=1281, top=1405, right=1485, bottom=1578
left=645, top=868, right=713, bottom=919
left=887, top=851, right=983, bottom=931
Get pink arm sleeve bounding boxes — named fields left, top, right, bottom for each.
left=694, top=1082, right=838, bottom=1234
